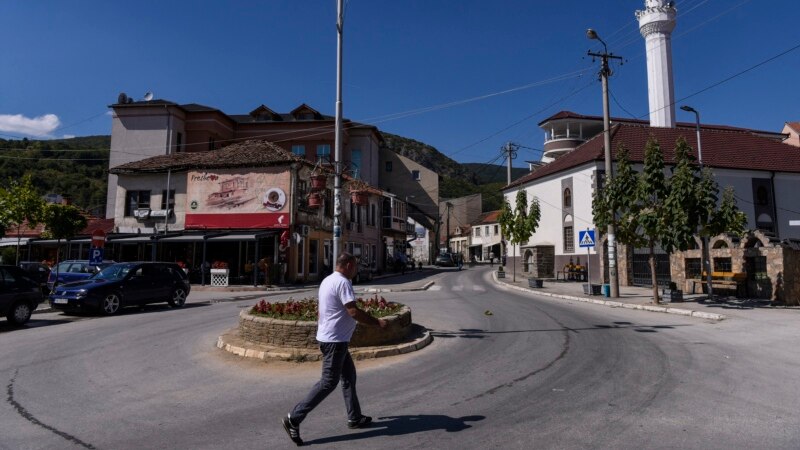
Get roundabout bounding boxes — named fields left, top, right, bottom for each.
left=217, top=299, right=433, bottom=361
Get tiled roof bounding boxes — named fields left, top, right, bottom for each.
left=479, top=210, right=501, bottom=224
left=786, top=122, right=800, bottom=134
left=506, top=123, right=800, bottom=190
left=81, top=218, right=115, bottom=235
left=109, top=140, right=306, bottom=173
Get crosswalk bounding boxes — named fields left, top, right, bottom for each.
left=428, top=285, right=485, bottom=292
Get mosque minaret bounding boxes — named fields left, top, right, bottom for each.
left=636, top=0, right=677, bottom=128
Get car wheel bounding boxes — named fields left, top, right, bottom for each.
left=100, top=293, right=121, bottom=315
left=7, top=301, right=32, bottom=325
left=168, top=288, right=187, bottom=308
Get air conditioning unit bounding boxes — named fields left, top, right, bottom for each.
left=300, top=225, right=310, bottom=237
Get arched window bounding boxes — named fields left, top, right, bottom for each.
left=563, top=188, right=572, bottom=208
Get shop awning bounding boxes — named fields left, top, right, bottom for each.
left=468, top=244, right=482, bottom=248
left=0, top=237, right=29, bottom=247
left=206, top=231, right=278, bottom=242
left=158, top=234, right=209, bottom=243
left=30, top=238, right=91, bottom=245
left=108, top=236, right=155, bottom=244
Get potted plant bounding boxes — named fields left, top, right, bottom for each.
left=310, top=173, right=327, bottom=191
left=307, top=192, right=323, bottom=208
left=347, top=179, right=371, bottom=206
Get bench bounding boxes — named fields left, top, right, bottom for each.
left=698, top=272, right=747, bottom=297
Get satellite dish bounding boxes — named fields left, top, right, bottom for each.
left=117, top=92, right=128, bottom=104
left=143, top=91, right=154, bottom=101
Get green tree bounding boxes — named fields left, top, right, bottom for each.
left=499, top=190, right=541, bottom=282
left=0, top=175, right=46, bottom=264
left=42, top=202, right=88, bottom=263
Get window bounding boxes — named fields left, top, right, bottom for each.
left=385, top=161, right=393, bottom=172
left=292, top=145, right=306, bottom=158
left=714, top=257, right=732, bottom=273
left=351, top=149, right=362, bottom=179
left=412, top=170, right=420, bottom=181
left=756, top=186, right=769, bottom=205
left=298, top=112, right=314, bottom=120
left=685, top=258, right=702, bottom=279
left=370, top=204, right=376, bottom=226
left=316, top=144, right=331, bottom=163
left=563, top=226, right=574, bottom=253
left=485, top=226, right=490, bottom=236
left=208, top=137, right=215, bottom=151
left=160, top=190, right=175, bottom=210
left=494, top=225, right=499, bottom=235
left=176, top=132, right=183, bottom=153
left=125, top=190, right=151, bottom=216
left=563, top=188, right=572, bottom=208
left=474, top=228, right=481, bottom=237
left=309, top=239, right=319, bottom=274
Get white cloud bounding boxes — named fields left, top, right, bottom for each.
left=62, top=134, right=75, bottom=139
left=0, top=113, right=61, bottom=137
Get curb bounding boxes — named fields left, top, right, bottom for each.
left=492, top=272, right=726, bottom=321
left=216, top=325, right=433, bottom=362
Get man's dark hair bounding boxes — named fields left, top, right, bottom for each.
left=336, top=252, right=357, bottom=268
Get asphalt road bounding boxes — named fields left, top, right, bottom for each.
left=1, top=267, right=799, bottom=449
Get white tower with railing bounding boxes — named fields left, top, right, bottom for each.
left=636, top=0, right=677, bottom=128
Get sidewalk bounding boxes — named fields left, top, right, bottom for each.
left=492, top=270, right=730, bottom=320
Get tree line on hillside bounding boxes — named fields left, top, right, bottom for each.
left=0, top=136, right=110, bottom=216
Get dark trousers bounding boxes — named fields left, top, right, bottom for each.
left=290, top=342, right=361, bottom=424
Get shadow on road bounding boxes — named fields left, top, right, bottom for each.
left=304, top=414, right=485, bottom=445
left=359, top=267, right=461, bottom=287
left=430, top=322, right=688, bottom=339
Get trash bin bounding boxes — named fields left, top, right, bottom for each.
left=601, top=284, right=610, bottom=297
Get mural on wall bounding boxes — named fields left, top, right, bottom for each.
left=185, top=168, right=290, bottom=229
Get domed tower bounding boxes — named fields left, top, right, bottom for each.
left=636, top=0, right=677, bottom=128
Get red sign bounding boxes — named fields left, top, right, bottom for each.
left=91, top=229, right=106, bottom=248
left=185, top=213, right=290, bottom=230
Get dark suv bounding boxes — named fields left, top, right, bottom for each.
left=49, top=262, right=190, bottom=315
left=0, top=265, right=44, bottom=325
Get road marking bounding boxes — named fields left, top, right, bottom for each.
left=473, top=285, right=486, bottom=292
left=453, top=286, right=463, bottom=291
left=428, top=286, right=442, bottom=291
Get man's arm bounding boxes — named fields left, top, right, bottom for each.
left=344, top=302, right=387, bottom=329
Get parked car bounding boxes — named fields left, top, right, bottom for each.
left=46, top=260, right=115, bottom=291
left=0, top=265, right=44, bottom=325
left=435, top=253, right=455, bottom=267
left=49, top=262, right=191, bottom=315
left=19, top=261, right=51, bottom=294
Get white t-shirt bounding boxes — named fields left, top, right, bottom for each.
left=316, top=271, right=357, bottom=343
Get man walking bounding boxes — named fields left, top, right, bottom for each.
left=282, top=252, right=387, bottom=446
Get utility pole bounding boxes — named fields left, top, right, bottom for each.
left=504, top=142, right=518, bottom=186
left=332, top=0, right=344, bottom=265
left=587, top=28, right=623, bottom=298
left=445, top=202, right=453, bottom=253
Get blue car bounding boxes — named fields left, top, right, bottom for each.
left=46, top=260, right=115, bottom=291
left=49, top=262, right=190, bottom=315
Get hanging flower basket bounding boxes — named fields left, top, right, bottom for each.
left=351, top=191, right=369, bottom=206
left=308, top=192, right=323, bottom=208
left=310, top=174, right=327, bottom=192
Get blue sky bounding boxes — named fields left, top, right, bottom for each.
left=1, top=0, right=798, bottom=167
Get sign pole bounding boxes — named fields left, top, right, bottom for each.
left=586, top=228, right=591, bottom=295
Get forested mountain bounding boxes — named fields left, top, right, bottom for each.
left=0, top=132, right=530, bottom=217
left=0, top=136, right=110, bottom=216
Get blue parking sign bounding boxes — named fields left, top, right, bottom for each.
left=89, top=247, right=104, bottom=264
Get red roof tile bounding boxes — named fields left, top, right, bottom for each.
left=507, top=123, right=800, bottom=189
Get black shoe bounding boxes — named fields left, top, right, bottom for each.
left=347, top=415, right=372, bottom=429
left=282, top=414, right=303, bottom=446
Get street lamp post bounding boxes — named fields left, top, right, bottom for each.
left=680, top=105, right=714, bottom=300
left=587, top=28, right=623, bottom=298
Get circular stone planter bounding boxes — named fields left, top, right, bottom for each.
left=238, top=305, right=412, bottom=349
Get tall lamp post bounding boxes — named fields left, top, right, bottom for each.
left=587, top=28, right=622, bottom=298
left=680, top=105, right=713, bottom=299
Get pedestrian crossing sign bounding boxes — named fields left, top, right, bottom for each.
left=578, top=230, right=595, bottom=248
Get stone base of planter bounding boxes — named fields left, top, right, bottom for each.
left=217, top=323, right=432, bottom=361
left=237, top=306, right=413, bottom=349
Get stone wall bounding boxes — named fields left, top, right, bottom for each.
left=238, top=305, right=413, bottom=348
